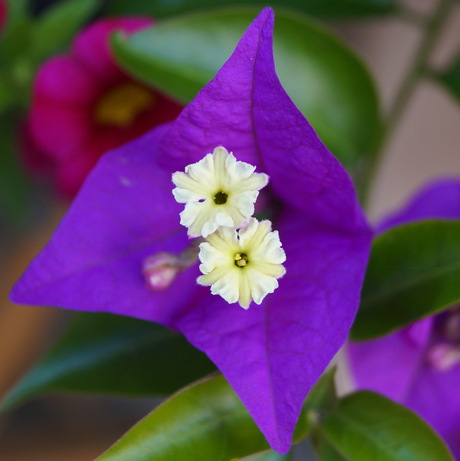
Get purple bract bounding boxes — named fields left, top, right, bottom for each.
left=11, top=9, right=372, bottom=453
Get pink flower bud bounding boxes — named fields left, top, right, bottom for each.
left=142, top=253, right=181, bottom=291
left=426, top=343, right=460, bottom=371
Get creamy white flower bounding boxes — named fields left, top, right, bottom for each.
left=172, top=146, right=268, bottom=238
left=197, top=218, right=286, bottom=309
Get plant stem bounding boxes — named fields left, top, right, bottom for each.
left=364, top=0, right=455, bottom=206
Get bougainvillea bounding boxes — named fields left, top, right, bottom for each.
left=12, top=9, right=372, bottom=453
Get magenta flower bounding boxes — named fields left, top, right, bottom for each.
left=27, top=17, right=182, bottom=197
left=348, top=178, right=460, bottom=458
left=12, top=9, right=372, bottom=453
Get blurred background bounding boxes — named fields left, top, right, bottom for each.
left=1, top=0, right=459, bottom=459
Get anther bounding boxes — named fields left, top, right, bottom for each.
left=234, top=253, right=249, bottom=268
left=213, top=191, right=228, bottom=205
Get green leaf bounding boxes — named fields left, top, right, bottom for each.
left=238, top=449, right=291, bottom=460
left=0, top=113, right=29, bottom=223
left=30, top=0, right=99, bottom=60
left=95, top=367, right=334, bottom=460
left=315, top=439, right=349, bottom=461
left=95, top=375, right=271, bottom=461
left=1, top=0, right=28, bottom=35
left=0, top=75, right=14, bottom=113
left=106, top=0, right=396, bottom=19
left=438, top=54, right=460, bottom=103
left=112, top=9, right=380, bottom=184
left=318, top=391, right=454, bottom=461
left=0, top=15, right=33, bottom=64
left=351, top=220, right=460, bottom=340
left=2, top=312, right=215, bottom=410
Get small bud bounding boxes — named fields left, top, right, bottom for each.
left=425, top=343, right=460, bottom=371
left=142, top=253, right=181, bottom=291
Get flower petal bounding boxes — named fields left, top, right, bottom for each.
left=29, top=102, right=90, bottom=160
left=72, top=17, right=153, bottom=84
left=347, top=318, right=433, bottom=401
left=174, top=210, right=371, bottom=453
left=405, top=364, right=460, bottom=459
left=11, top=125, right=197, bottom=325
left=33, top=56, right=99, bottom=106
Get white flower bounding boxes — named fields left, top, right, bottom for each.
left=172, top=146, right=268, bottom=238
left=197, top=218, right=286, bottom=309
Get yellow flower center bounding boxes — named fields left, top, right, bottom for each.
left=234, top=252, right=249, bottom=268
left=94, top=82, right=154, bottom=127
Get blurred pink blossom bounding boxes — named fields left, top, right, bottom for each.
left=26, top=17, right=182, bottom=197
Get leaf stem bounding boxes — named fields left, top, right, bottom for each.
left=364, top=0, right=455, bottom=206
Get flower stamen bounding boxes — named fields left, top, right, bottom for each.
left=213, top=191, right=228, bottom=205
left=234, top=253, right=248, bottom=267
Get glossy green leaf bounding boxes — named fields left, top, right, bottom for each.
left=238, top=449, right=290, bottom=460
left=438, top=53, right=460, bottom=103
left=30, top=0, right=99, bottom=60
left=2, top=312, right=215, bottom=411
left=112, top=9, right=380, bottom=181
left=106, top=0, right=396, bottom=19
left=319, top=391, right=454, bottom=461
left=351, top=221, right=460, bottom=340
left=95, top=375, right=271, bottom=461
left=95, top=368, right=334, bottom=460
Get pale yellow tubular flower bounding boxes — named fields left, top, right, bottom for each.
left=172, top=146, right=268, bottom=238
left=197, top=218, right=286, bottom=309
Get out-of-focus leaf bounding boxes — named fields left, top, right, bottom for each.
left=112, top=9, right=380, bottom=182
left=351, top=221, right=460, bottom=340
left=107, top=0, right=397, bottom=19
left=238, top=449, right=291, bottom=460
left=315, top=439, right=349, bottom=461
left=2, top=0, right=28, bottom=33
left=438, top=54, right=460, bottom=103
left=319, top=391, right=454, bottom=461
left=30, top=0, right=99, bottom=60
left=2, top=312, right=215, bottom=410
left=0, top=113, right=29, bottom=223
left=0, top=16, right=32, bottom=63
left=0, top=75, right=13, bottom=112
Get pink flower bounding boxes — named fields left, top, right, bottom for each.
left=27, top=17, right=183, bottom=197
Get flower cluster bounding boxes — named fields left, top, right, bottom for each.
left=171, top=146, right=285, bottom=309
left=11, top=9, right=372, bottom=453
